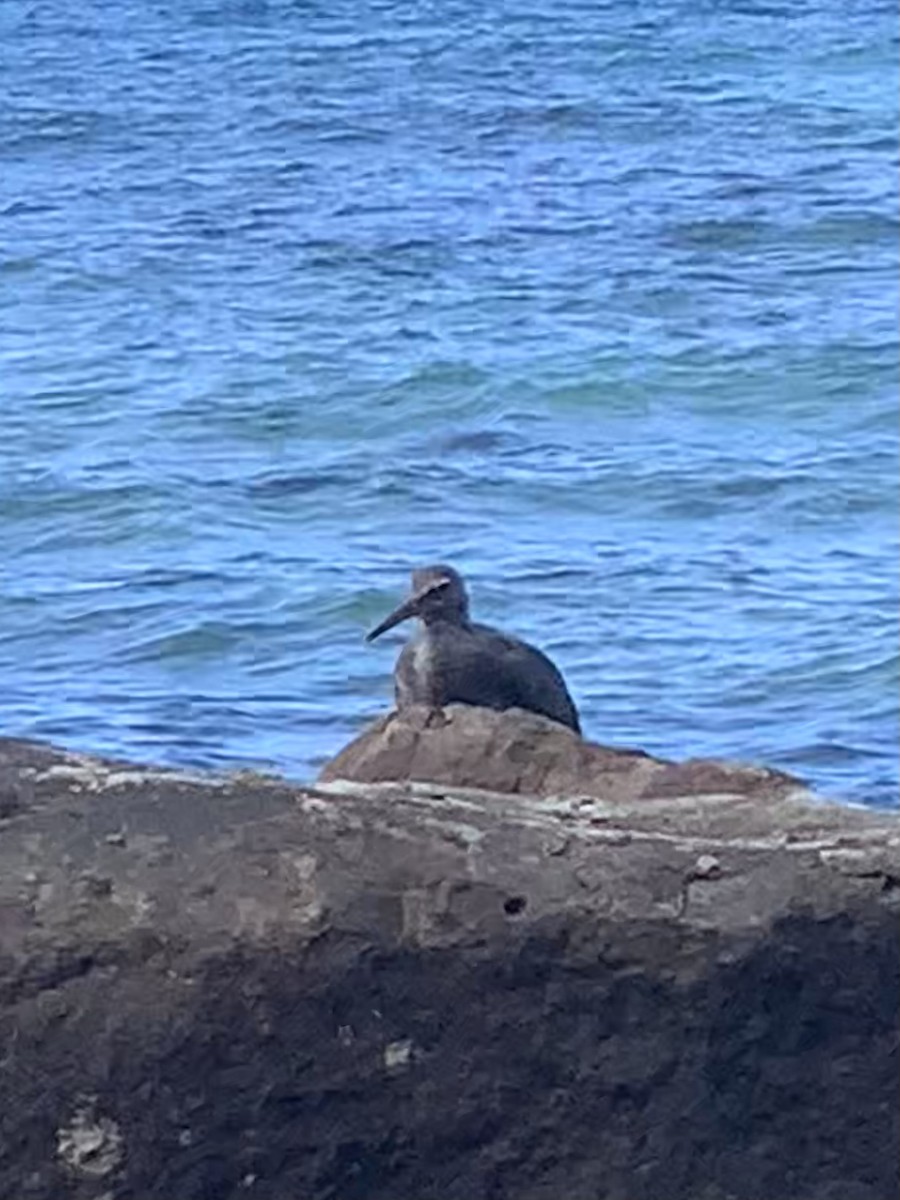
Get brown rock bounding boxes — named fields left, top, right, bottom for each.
left=319, top=704, right=802, bottom=803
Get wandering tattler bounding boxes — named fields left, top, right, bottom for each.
left=366, top=564, right=581, bottom=734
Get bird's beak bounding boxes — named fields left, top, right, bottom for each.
left=365, top=578, right=450, bottom=642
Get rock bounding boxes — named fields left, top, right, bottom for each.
left=0, top=734, right=897, bottom=1200
left=319, top=704, right=803, bottom=802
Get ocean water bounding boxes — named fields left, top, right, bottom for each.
left=1, top=0, right=897, bottom=806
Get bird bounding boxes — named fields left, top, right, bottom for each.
left=366, top=564, right=581, bottom=734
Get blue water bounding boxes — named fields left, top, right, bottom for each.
left=1, top=0, right=897, bottom=806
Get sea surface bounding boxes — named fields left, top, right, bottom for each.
left=1, top=0, right=897, bottom=806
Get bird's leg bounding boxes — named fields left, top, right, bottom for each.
left=415, top=672, right=448, bottom=728
left=393, top=677, right=445, bottom=727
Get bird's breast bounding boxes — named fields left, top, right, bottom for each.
left=411, top=636, right=436, bottom=681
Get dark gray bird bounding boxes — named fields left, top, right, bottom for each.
left=366, top=564, right=581, bottom=734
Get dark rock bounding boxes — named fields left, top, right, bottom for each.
left=319, top=704, right=802, bottom=802
left=0, top=734, right=897, bottom=1200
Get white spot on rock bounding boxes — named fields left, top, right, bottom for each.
left=384, top=1039, right=414, bottom=1071
left=693, top=854, right=722, bottom=879
left=56, top=1098, right=123, bottom=1178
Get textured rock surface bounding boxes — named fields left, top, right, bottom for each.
left=0, top=730, right=897, bottom=1200
left=319, top=703, right=804, bottom=802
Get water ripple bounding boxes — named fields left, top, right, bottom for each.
left=1, top=0, right=897, bottom=806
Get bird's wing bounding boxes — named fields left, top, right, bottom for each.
left=471, top=624, right=581, bottom=733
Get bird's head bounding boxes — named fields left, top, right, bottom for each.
left=366, top=564, right=469, bottom=641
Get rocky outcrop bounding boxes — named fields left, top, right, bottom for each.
left=0, top=728, right=897, bottom=1200
left=319, top=703, right=803, bottom=802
